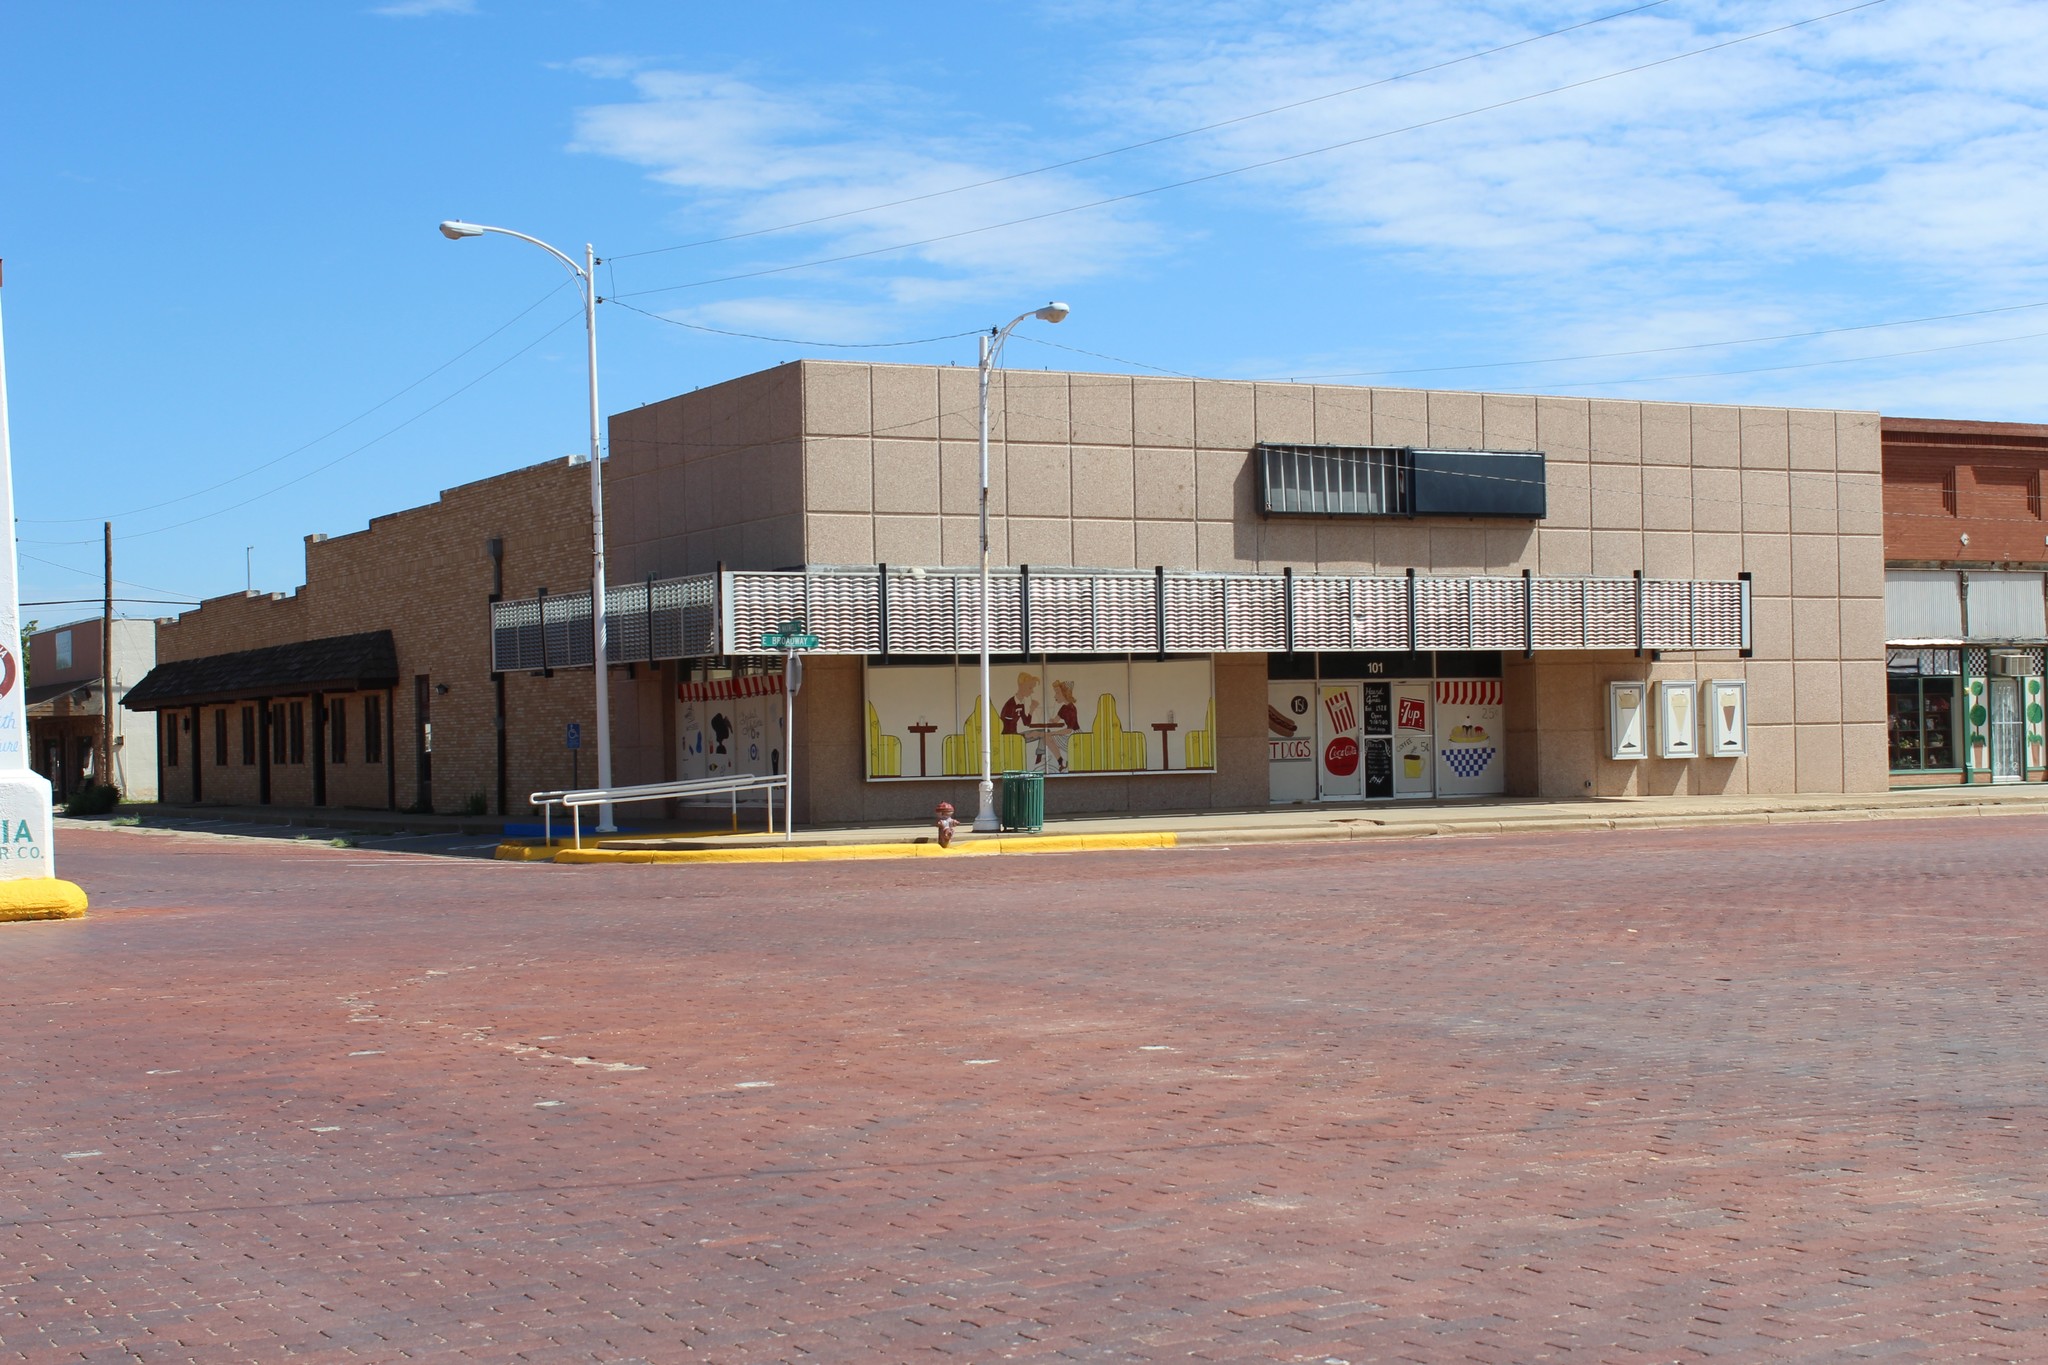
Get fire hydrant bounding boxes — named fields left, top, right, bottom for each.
left=933, top=801, right=958, bottom=849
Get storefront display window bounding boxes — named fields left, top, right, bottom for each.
left=1888, top=675, right=1957, bottom=771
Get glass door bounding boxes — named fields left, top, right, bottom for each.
left=1990, top=676, right=2024, bottom=781
left=1392, top=681, right=1433, bottom=796
left=1317, top=684, right=1363, bottom=800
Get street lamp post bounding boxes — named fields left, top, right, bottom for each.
left=438, top=220, right=615, bottom=830
left=973, top=302, right=1070, bottom=833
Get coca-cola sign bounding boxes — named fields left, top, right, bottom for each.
left=1323, top=735, right=1359, bottom=776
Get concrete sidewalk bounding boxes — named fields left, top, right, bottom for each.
left=522, top=782, right=2048, bottom=863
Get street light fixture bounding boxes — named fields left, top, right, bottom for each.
left=973, top=301, right=1070, bottom=833
left=437, top=219, right=616, bottom=830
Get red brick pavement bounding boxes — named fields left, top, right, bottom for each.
left=7, top=819, right=2048, bottom=1361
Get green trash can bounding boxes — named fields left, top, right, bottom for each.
left=999, top=769, right=1044, bottom=832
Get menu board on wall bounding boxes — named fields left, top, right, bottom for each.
left=1360, top=683, right=1392, bottom=737
left=1364, top=736, right=1393, bottom=798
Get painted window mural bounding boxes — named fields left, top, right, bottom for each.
left=676, top=675, right=787, bottom=792
left=864, top=657, right=1216, bottom=781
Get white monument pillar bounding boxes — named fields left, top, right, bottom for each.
left=0, top=262, right=87, bottom=920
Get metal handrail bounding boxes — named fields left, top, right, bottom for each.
left=530, top=772, right=791, bottom=850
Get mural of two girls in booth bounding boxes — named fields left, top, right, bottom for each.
left=863, top=658, right=1215, bottom=780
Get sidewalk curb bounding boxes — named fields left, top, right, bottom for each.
left=545, top=832, right=1178, bottom=864
left=500, top=793, right=2048, bottom=864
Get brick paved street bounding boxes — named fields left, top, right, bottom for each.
left=8, top=818, right=2048, bottom=1363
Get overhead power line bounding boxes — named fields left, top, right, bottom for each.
left=614, top=0, right=1892, bottom=301
left=19, top=551, right=197, bottom=601
left=20, top=308, right=584, bottom=547
left=606, top=0, right=1677, bottom=262
left=1009, top=297, right=2048, bottom=384
left=24, top=597, right=197, bottom=607
left=606, top=298, right=982, bottom=348
left=19, top=281, right=572, bottom=527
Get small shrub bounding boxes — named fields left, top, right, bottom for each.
left=461, top=791, right=488, bottom=817
left=109, top=814, right=141, bottom=827
left=63, top=783, right=121, bottom=817
left=329, top=837, right=356, bottom=849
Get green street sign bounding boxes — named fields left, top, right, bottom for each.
left=777, top=619, right=806, bottom=634
left=760, top=631, right=820, bottom=650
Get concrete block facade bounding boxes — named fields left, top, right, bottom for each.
left=603, top=362, right=1888, bottom=822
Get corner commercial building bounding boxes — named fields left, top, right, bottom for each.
left=128, top=361, right=1890, bottom=822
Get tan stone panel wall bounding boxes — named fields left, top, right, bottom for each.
left=645, top=362, right=1895, bottom=803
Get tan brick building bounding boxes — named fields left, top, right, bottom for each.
left=127, top=458, right=600, bottom=815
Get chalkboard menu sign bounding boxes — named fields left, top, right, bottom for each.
left=1364, top=736, right=1393, bottom=798
left=1360, top=683, right=1392, bottom=736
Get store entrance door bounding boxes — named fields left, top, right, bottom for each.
left=1990, top=676, right=2024, bottom=782
left=1317, top=684, right=1364, bottom=800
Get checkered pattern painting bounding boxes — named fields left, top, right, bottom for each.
left=1435, top=678, right=1506, bottom=796
left=1441, top=746, right=1496, bottom=780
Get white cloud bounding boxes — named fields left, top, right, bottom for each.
left=568, top=61, right=1157, bottom=331
left=370, top=0, right=476, bottom=16
left=566, top=4, right=2048, bottom=415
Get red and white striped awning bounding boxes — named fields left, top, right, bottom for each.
left=678, top=675, right=785, bottom=702
left=1436, top=679, right=1502, bottom=707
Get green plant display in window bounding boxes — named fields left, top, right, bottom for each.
left=1966, top=679, right=1989, bottom=768
left=2032, top=678, right=2046, bottom=770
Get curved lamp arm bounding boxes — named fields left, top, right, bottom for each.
left=439, top=221, right=591, bottom=296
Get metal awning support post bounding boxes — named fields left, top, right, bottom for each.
left=1739, top=572, right=1754, bottom=658
left=1634, top=569, right=1645, bottom=658
left=537, top=586, right=551, bottom=677
left=1406, top=568, right=1418, bottom=654
left=877, top=562, right=890, bottom=658
left=1155, top=564, right=1167, bottom=661
left=1523, top=568, right=1535, bottom=659
left=1283, top=566, right=1295, bottom=655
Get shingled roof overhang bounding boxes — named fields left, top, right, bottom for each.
left=123, top=631, right=399, bottom=710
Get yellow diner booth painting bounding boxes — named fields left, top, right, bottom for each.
left=866, top=658, right=1215, bottom=781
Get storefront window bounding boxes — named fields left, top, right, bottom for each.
left=1888, top=675, right=1957, bottom=771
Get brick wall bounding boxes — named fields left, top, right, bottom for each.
left=153, top=458, right=598, bottom=814
left=1884, top=417, right=2048, bottom=566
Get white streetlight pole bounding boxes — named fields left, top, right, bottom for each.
left=439, top=220, right=615, bottom=830
left=973, top=302, right=1070, bottom=833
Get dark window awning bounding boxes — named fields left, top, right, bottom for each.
left=26, top=678, right=99, bottom=709
left=124, top=631, right=399, bottom=711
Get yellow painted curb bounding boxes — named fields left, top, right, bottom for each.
left=548, top=831, right=1177, bottom=865
left=0, top=878, right=88, bottom=921
left=494, top=842, right=570, bottom=861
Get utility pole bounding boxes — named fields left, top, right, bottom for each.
left=99, top=522, right=112, bottom=793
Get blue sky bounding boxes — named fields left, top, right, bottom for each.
left=4, top=0, right=2044, bottom=617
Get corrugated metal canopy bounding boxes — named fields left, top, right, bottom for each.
left=1885, top=570, right=1962, bottom=642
